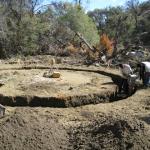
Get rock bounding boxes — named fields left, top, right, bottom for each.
left=50, top=72, right=61, bottom=78
left=43, top=71, right=61, bottom=78
left=95, top=63, right=100, bottom=67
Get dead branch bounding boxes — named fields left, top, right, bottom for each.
left=75, top=32, right=94, bottom=51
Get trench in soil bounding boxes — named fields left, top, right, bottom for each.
left=0, top=66, right=129, bottom=107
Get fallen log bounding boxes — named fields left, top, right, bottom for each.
left=75, top=32, right=94, bottom=51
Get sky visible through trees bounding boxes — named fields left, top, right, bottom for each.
left=42, top=0, right=148, bottom=10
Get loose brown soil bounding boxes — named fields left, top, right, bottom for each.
left=0, top=57, right=150, bottom=150
left=0, top=108, right=71, bottom=150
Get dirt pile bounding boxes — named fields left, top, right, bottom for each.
left=68, top=116, right=150, bottom=150
left=0, top=108, right=71, bottom=150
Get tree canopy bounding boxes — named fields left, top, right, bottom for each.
left=0, top=0, right=149, bottom=58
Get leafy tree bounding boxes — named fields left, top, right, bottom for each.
left=0, top=0, right=50, bottom=57
left=59, top=5, right=99, bottom=45
left=125, top=0, right=150, bottom=45
left=0, top=0, right=149, bottom=58
left=137, top=0, right=150, bottom=45
left=88, top=6, right=135, bottom=50
left=126, top=0, right=140, bottom=30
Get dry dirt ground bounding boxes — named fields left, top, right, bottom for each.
left=0, top=60, right=118, bottom=107
left=0, top=69, right=115, bottom=97
left=0, top=56, right=150, bottom=150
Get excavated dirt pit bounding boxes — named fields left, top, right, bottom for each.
left=0, top=68, right=118, bottom=107
left=0, top=60, right=149, bottom=150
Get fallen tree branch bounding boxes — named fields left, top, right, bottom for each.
left=75, top=32, right=94, bottom=51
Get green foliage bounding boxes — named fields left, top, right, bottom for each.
left=0, top=0, right=149, bottom=58
left=88, top=7, right=135, bottom=44
left=88, top=0, right=150, bottom=46
left=20, top=14, right=50, bottom=55
left=137, top=1, right=150, bottom=44
left=59, top=5, right=99, bottom=45
left=0, top=0, right=51, bottom=57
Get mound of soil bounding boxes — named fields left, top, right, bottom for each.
left=68, top=116, right=150, bottom=150
left=0, top=108, right=71, bottom=150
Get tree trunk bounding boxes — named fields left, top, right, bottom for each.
left=75, top=32, right=94, bottom=51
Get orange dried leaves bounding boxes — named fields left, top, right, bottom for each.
left=100, top=34, right=114, bottom=56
